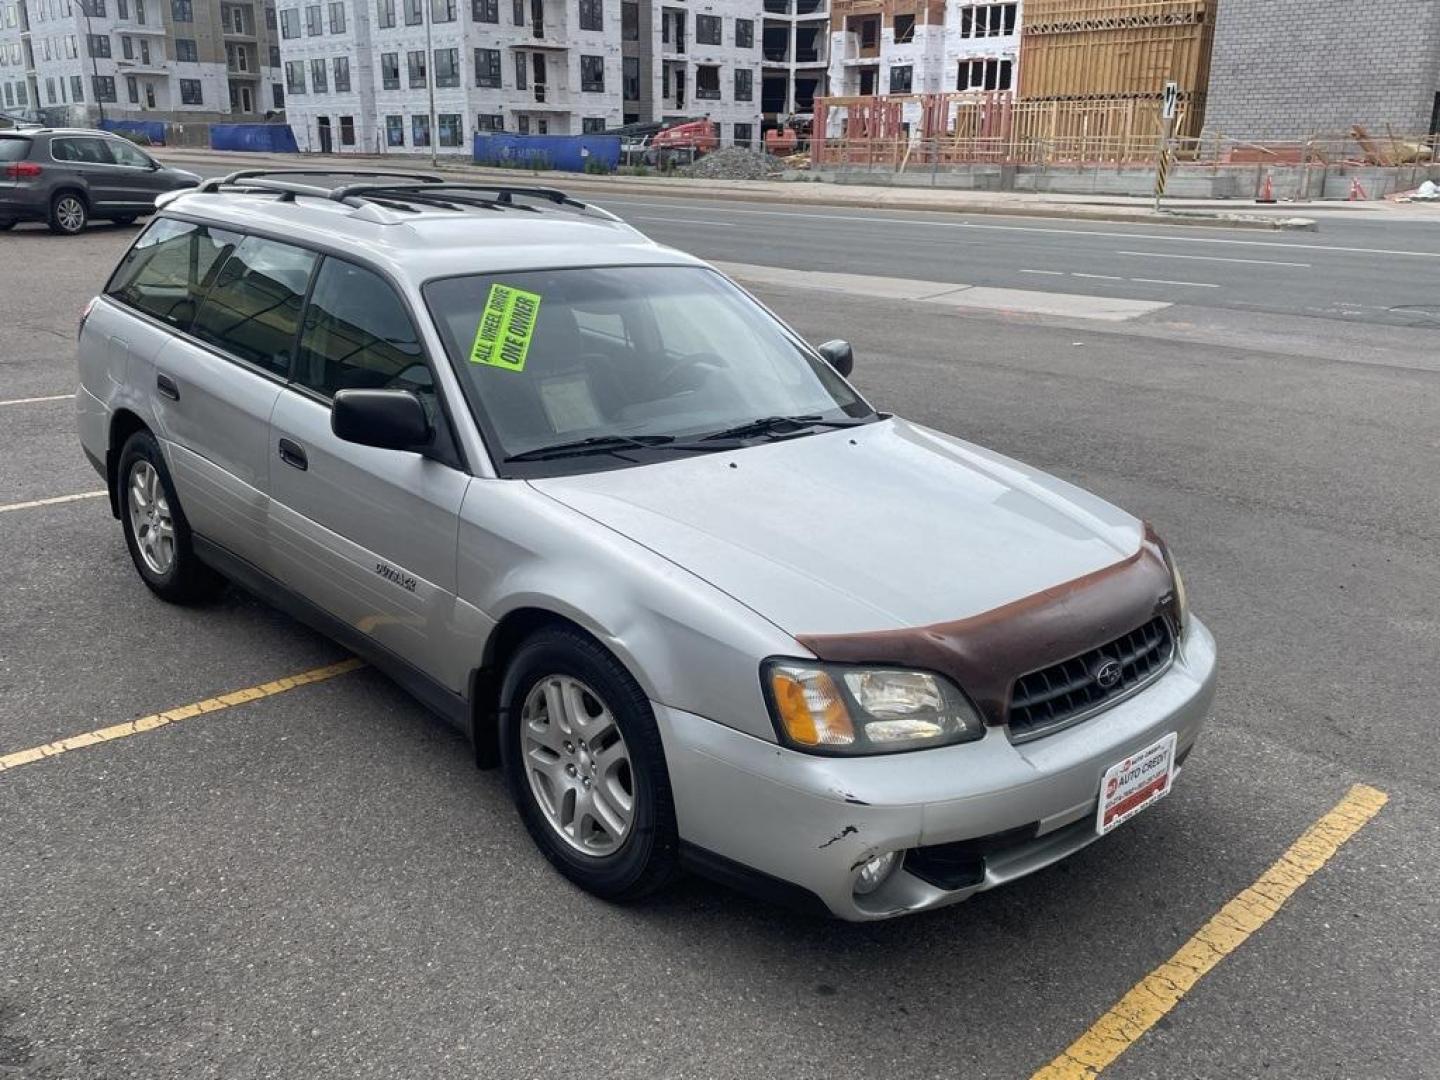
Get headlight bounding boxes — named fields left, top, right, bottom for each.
left=763, top=661, right=985, bottom=755
left=1155, top=534, right=1191, bottom=639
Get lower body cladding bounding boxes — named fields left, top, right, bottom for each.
left=658, top=619, right=1217, bottom=920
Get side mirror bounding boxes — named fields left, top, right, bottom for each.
left=331, top=388, right=431, bottom=451
left=817, top=339, right=854, bottom=378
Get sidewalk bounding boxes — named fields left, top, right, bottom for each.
left=153, top=146, right=1347, bottom=231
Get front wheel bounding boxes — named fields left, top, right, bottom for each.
left=117, top=430, right=224, bottom=604
left=499, top=627, right=679, bottom=901
left=47, top=192, right=88, bottom=234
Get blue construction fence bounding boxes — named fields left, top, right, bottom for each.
left=473, top=133, right=621, bottom=173
left=99, top=118, right=167, bottom=145
left=208, top=124, right=299, bottom=153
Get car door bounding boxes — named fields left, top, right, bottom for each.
left=146, top=228, right=313, bottom=570
left=103, top=136, right=166, bottom=208
left=48, top=135, right=123, bottom=209
left=267, top=256, right=473, bottom=691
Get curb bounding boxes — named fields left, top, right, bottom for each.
left=157, top=151, right=1319, bottom=232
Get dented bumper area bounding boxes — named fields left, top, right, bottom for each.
left=658, top=618, right=1218, bottom=921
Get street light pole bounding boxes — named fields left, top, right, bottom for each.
left=82, top=1, right=105, bottom=123
left=423, top=0, right=437, bottom=168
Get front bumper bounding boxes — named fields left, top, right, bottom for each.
left=657, top=617, right=1217, bottom=920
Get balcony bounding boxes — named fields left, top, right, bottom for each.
left=115, top=57, right=170, bottom=74
left=762, top=0, right=827, bottom=14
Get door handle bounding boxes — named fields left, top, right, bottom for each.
left=278, top=438, right=308, bottom=471
left=156, top=372, right=179, bottom=401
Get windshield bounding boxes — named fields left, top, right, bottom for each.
left=423, top=266, right=872, bottom=473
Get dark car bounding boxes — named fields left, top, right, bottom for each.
left=0, top=128, right=200, bottom=235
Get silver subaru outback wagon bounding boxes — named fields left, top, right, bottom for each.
left=75, top=170, right=1216, bottom=920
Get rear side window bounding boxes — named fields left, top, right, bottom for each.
left=294, top=259, right=426, bottom=397
left=50, top=137, right=115, bottom=164
left=192, top=236, right=316, bottom=376
left=0, top=137, right=31, bottom=161
left=106, top=217, right=240, bottom=328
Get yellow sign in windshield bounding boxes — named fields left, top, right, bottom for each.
left=469, top=284, right=542, bottom=372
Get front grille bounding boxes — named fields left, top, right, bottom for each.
left=1008, top=616, right=1174, bottom=742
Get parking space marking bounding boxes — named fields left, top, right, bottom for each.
left=0, top=658, right=363, bottom=774
left=1032, top=783, right=1389, bottom=1080
left=0, top=393, right=74, bottom=407
left=0, top=491, right=107, bottom=514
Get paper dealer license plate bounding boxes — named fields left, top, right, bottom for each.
left=1096, top=732, right=1178, bottom=835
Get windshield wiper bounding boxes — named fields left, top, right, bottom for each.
left=698, top=414, right=871, bottom=443
left=505, top=434, right=676, bottom=463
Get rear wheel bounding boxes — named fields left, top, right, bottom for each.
left=47, top=192, right=87, bottom=235
left=117, top=430, right=224, bottom=604
left=499, top=627, right=679, bottom=901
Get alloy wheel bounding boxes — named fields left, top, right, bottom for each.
left=55, top=197, right=85, bottom=233
left=520, top=675, right=635, bottom=856
left=127, top=460, right=175, bottom=575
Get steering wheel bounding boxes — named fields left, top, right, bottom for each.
left=653, top=351, right=725, bottom=399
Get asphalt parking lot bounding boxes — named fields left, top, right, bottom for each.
left=2, top=213, right=1438, bottom=1080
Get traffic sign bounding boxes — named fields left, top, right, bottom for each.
left=1162, top=81, right=1179, bottom=121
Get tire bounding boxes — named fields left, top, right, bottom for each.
left=111, top=215, right=138, bottom=226
left=47, top=191, right=88, bottom=235
left=499, top=626, right=679, bottom=902
left=117, top=430, right=224, bottom=604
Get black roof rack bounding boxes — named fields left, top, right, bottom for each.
left=194, top=168, right=615, bottom=219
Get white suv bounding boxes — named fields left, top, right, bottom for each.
left=76, top=170, right=1216, bottom=920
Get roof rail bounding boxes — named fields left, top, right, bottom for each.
left=196, top=167, right=445, bottom=194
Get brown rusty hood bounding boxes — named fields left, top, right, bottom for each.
left=796, top=527, right=1178, bottom=727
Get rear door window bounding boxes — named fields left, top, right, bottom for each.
left=106, top=217, right=241, bottom=328
left=0, top=136, right=31, bottom=161
left=192, top=236, right=316, bottom=376
left=50, top=137, right=115, bottom=164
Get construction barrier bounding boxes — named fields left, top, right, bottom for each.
left=473, top=133, right=621, bottom=173
left=209, top=124, right=299, bottom=153
left=99, top=118, right=167, bottom=145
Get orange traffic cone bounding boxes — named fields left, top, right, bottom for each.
left=1349, top=178, right=1369, bottom=201
left=1257, top=171, right=1277, bottom=203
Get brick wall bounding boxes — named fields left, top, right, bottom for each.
left=1206, top=0, right=1440, bottom=140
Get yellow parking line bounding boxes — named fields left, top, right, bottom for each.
left=0, top=490, right=107, bottom=514
left=1031, top=783, right=1389, bottom=1079
left=0, top=658, right=364, bottom=775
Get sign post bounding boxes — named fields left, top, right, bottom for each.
left=1154, top=80, right=1178, bottom=212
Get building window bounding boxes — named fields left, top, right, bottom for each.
left=959, top=2, right=1016, bottom=39
left=894, top=13, right=914, bottom=43
left=279, top=7, right=298, bottom=36
left=333, top=55, right=350, bottom=90
left=272, top=81, right=284, bottom=107
left=580, top=53, right=602, bottom=92
left=285, top=59, right=306, bottom=92
left=512, top=50, right=525, bottom=89
left=380, top=51, right=398, bottom=88
left=696, top=64, right=719, bottom=100
left=228, top=5, right=244, bottom=31
left=328, top=0, right=344, bottom=31
left=430, top=0, right=454, bottom=22
left=471, top=0, right=495, bottom=20
left=339, top=114, right=355, bottom=145
left=269, top=44, right=280, bottom=66
left=889, top=63, right=911, bottom=93
left=121, top=35, right=133, bottom=58
left=91, top=74, right=116, bottom=100
left=695, top=14, right=719, bottom=45
left=309, top=56, right=326, bottom=90
left=125, top=74, right=138, bottom=102
left=577, top=0, right=600, bottom=31
left=735, top=17, right=752, bottom=47
left=86, top=33, right=111, bottom=57
left=621, top=0, right=636, bottom=40
left=377, top=0, right=393, bottom=26
left=116, top=0, right=128, bottom=15
left=474, top=46, right=500, bottom=87
left=411, top=114, right=429, bottom=146
left=437, top=112, right=462, bottom=146
left=957, top=57, right=1012, bottom=91
left=476, top=113, right=502, bottom=131
left=305, top=4, right=320, bottom=33
left=734, top=66, right=751, bottom=101
left=71, top=74, right=84, bottom=100
left=580, top=116, right=605, bottom=134
left=403, top=0, right=420, bottom=24
left=265, top=5, right=275, bottom=29
left=434, top=46, right=458, bottom=86
left=622, top=54, right=638, bottom=100
left=511, top=0, right=521, bottom=24
left=407, top=48, right=425, bottom=87
left=79, top=0, right=104, bottom=14
left=170, top=0, right=190, bottom=20
left=733, top=122, right=753, bottom=147
left=385, top=113, right=404, bottom=145
left=179, top=77, right=202, bottom=103
left=45, top=77, right=55, bottom=104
